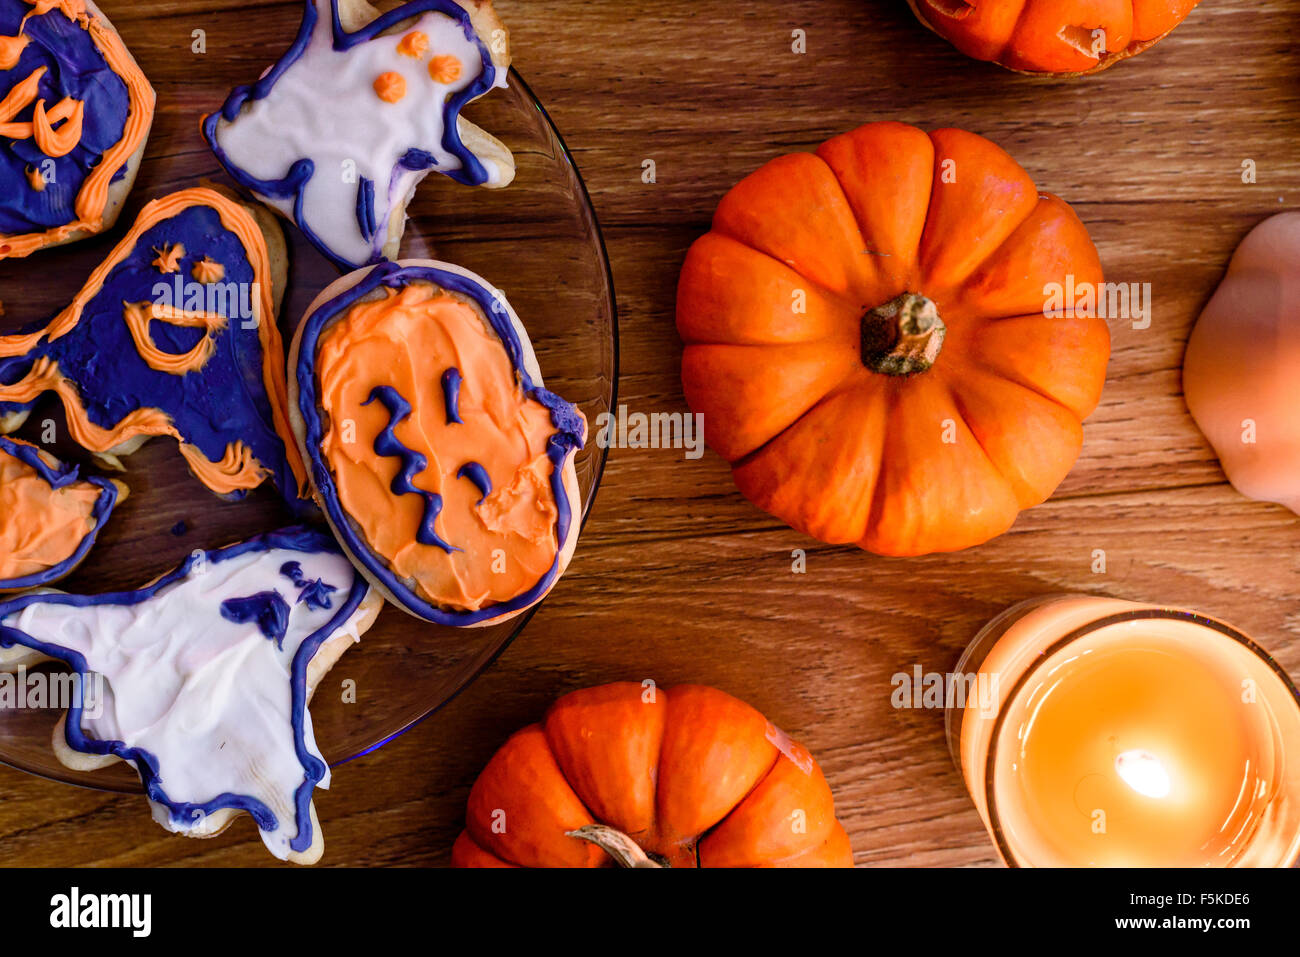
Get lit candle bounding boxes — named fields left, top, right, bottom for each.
left=949, top=595, right=1300, bottom=867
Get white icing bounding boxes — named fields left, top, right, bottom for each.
left=214, top=0, right=508, bottom=266
left=0, top=544, right=368, bottom=860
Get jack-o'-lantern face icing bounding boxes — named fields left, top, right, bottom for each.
left=202, top=0, right=513, bottom=270
left=295, top=261, right=586, bottom=625
left=0, top=187, right=311, bottom=511
left=0, top=0, right=154, bottom=258
left=0, top=434, right=122, bottom=591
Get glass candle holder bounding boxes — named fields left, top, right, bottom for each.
left=947, top=595, right=1300, bottom=867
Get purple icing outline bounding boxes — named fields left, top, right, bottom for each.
left=0, top=526, right=367, bottom=855
left=295, top=261, right=585, bottom=626
left=200, top=0, right=501, bottom=270
left=0, top=435, right=120, bottom=592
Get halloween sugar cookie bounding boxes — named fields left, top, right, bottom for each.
left=0, top=435, right=124, bottom=592
left=203, top=0, right=514, bottom=269
left=0, top=0, right=154, bottom=259
left=0, top=186, right=314, bottom=513
left=289, top=260, right=586, bottom=627
left=0, top=527, right=384, bottom=863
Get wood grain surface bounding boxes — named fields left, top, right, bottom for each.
left=1, top=0, right=1297, bottom=867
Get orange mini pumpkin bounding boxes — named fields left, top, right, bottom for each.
left=452, top=682, right=853, bottom=868
left=907, top=0, right=1201, bottom=75
left=677, top=122, right=1109, bottom=556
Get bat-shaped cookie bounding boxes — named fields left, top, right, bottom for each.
left=0, top=527, right=384, bottom=864
left=0, top=0, right=154, bottom=258
left=289, top=260, right=586, bottom=626
left=0, top=434, right=125, bottom=592
left=203, top=0, right=514, bottom=270
left=0, top=186, right=313, bottom=513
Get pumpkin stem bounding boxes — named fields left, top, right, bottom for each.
left=861, top=292, right=946, bottom=375
left=566, top=825, right=666, bottom=868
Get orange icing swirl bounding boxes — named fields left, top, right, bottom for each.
left=316, top=283, right=567, bottom=611
left=25, top=164, right=43, bottom=190
left=178, top=440, right=268, bottom=494
left=373, top=71, right=406, bottom=103
left=0, top=438, right=114, bottom=584
left=0, top=33, right=28, bottom=70
left=122, top=301, right=227, bottom=375
left=428, top=55, right=461, bottom=84
left=31, top=95, right=82, bottom=156
left=0, top=65, right=45, bottom=122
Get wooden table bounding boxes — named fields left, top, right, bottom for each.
left=1, top=0, right=1296, bottom=867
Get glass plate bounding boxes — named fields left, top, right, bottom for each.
left=0, top=68, right=617, bottom=793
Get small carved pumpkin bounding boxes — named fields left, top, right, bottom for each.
left=1184, top=213, right=1300, bottom=514
left=676, top=122, right=1109, bottom=556
left=452, top=682, right=853, bottom=868
left=907, top=0, right=1201, bottom=75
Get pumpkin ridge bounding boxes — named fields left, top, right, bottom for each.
left=676, top=231, right=857, bottom=348
left=943, top=365, right=1079, bottom=505
left=939, top=377, right=1024, bottom=502
left=859, top=383, right=902, bottom=534
left=814, top=123, right=934, bottom=297
left=541, top=682, right=667, bottom=857
left=948, top=352, right=1079, bottom=426
left=941, top=193, right=1072, bottom=309
left=953, top=311, right=1110, bottom=419
left=702, top=229, right=866, bottom=318
left=691, top=747, right=786, bottom=867
left=711, top=151, right=878, bottom=304
left=653, top=685, right=782, bottom=864
left=684, top=339, right=862, bottom=461
left=919, top=135, right=1045, bottom=293
left=726, top=376, right=881, bottom=472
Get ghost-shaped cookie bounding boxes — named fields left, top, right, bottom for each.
left=203, top=0, right=515, bottom=269
left=0, top=526, right=384, bottom=863
left=0, top=186, right=313, bottom=513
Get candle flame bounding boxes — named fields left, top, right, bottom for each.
left=1115, top=749, right=1171, bottom=799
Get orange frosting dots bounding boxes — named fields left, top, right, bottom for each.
left=151, top=242, right=184, bottom=273
left=373, top=71, right=406, bottom=103
left=396, top=30, right=428, bottom=58
left=0, top=440, right=108, bottom=583
left=316, top=283, right=562, bottom=612
left=191, top=256, right=225, bottom=283
left=428, top=55, right=461, bottom=84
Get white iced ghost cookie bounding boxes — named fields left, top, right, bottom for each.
left=0, top=527, right=384, bottom=864
left=202, top=0, right=514, bottom=269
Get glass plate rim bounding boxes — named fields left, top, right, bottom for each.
left=0, top=65, right=621, bottom=796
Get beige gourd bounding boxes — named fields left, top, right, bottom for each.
left=1184, top=213, right=1300, bottom=514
